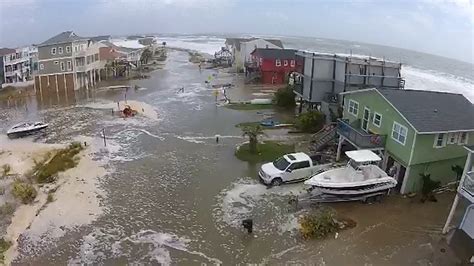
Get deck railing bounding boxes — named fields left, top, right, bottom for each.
left=462, top=171, right=474, bottom=197
left=336, top=119, right=386, bottom=149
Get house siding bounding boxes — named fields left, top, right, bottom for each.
left=38, top=42, right=73, bottom=60
left=343, top=91, right=415, bottom=165
left=406, top=156, right=467, bottom=192
left=411, top=133, right=474, bottom=165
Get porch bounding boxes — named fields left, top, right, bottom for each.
left=336, top=119, right=386, bottom=160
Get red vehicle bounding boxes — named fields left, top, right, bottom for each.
left=249, top=48, right=302, bottom=85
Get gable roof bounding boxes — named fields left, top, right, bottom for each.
left=39, top=31, right=87, bottom=46
left=251, top=48, right=297, bottom=59
left=342, top=88, right=474, bottom=133
left=0, top=48, right=15, bottom=56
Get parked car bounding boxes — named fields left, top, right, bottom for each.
left=259, top=152, right=333, bottom=186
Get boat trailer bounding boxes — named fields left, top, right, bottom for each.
left=290, top=189, right=391, bottom=208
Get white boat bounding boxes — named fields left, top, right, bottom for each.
left=7, top=122, right=48, bottom=138
left=304, top=150, right=397, bottom=198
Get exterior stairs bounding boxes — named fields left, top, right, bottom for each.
left=309, top=124, right=337, bottom=153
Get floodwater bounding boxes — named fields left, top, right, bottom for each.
left=0, top=50, right=461, bottom=265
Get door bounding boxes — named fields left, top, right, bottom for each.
left=286, top=161, right=311, bottom=181
left=362, top=107, right=370, bottom=132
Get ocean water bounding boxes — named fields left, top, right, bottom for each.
left=154, top=34, right=474, bottom=102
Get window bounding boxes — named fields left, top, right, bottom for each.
left=94, top=53, right=99, bottom=61
left=348, top=100, right=359, bottom=116
left=290, top=60, right=295, bottom=67
left=289, top=161, right=310, bottom=170
left=74, top=46, right=78, bottom=52
left=447, top=132, right=458, bottom=144
left=51, top=47, right=56, bottom=55
left=434, top=133, right=446, bottom=148
left=58, top=47, right=63, bottom=54
left=458, top=132, right=468, bottom=145
left=392, top=122, right=408, bottom=145
left=66, top=61, right=72, bottom=70
left=66, top=46, right=71, bottom=53
left=40, top=64, right=44, bottom=70
left=60, top=62, right=65, bottom=71
left=275, top=59, right=281, bottom=66
left=283, top=60, right=288, bottom=66
left=54, top=61, right=59, bottom=65
left=373, top=112, right=382, bottom=127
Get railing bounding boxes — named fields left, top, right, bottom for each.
left=293, top=82, right=303, bottom=95
left=75, top=65, right=86, bottom=72
left=73, top=50, right=86, bottom=57
left=345, top=74, right=403, bottom=88
left=462, top=171, right=474, bottom=197
left=336, top=119, right=386, bottom=149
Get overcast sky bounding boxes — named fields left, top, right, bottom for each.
left=0, top=0, right=472, bottom=63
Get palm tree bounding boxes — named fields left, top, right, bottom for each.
left=140, top=48, right=153, bottom=65
left=241, top=125, right=265, bottom=154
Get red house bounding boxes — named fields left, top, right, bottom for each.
left=250, top=48, right=302, bottom=85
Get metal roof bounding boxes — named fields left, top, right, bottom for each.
left=251, top=48, right=297, bottom=59
left=346, top=150, right=381, bottom=162
left=39, top=31, right=87, bottom=46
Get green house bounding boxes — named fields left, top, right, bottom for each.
left=336, top=88, right=474, bottom=194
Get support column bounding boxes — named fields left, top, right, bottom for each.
left=443, top=151, right=472, bottom=233
left=336, top=135, right=344, bottom=161
left=298, top=97, right=303, bottom=114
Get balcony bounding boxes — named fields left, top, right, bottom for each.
left=75, top=65, right=86, bottom=72
left=462, top=171, right=474, bottom=198
left=336, top=119, right=386, bottom=149
left=73, top=50, right=86, bottom=57
left=345, top=74, right=404, bottom=89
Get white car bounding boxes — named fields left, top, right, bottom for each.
left=259, top=152, right=333, bottom=186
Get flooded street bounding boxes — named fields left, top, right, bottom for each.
left=1, top=50, right=459, bottom=265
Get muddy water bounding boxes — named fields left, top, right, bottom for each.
left=1, top=51, right=457, bottom=265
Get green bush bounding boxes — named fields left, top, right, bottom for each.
left=420, top=173, right=441, bottom=202
left=274, top=86, right=296, bottom=108
left=0, top=238, right=12, bottom=264
left=47, top=192, right=54, bottom=203
left=299, top=209, right=339, bottom=239
left=36, top=142, right=83, bottom=183
left=12, top=180, right=37, bottom=204
left=0, top=203, right=14, bottom=215
left=2, top=164, right=11, bottom=177
left=295, top=111, right=326, bottom=133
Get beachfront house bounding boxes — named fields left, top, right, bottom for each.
left=293, top=51, right=404, bottom=114
left=336, top=88, right=474, bottom=194
left=0, top=48, right=15, bottom=86
left=247, top=48, right=301, bottom=85
left=1, top=46, right=37, bottom=85
left=224, top=37, right=283, bottom=72
left=35, top=31, right=103, bottom=96
left=443, top=145, right=474, bottom=261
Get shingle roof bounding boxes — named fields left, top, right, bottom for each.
left=376, top=88, right=474, bottom=133
left=251, top=48, right=297, bottom=59
left=0, top=48, right=15, bottom=56
left=39, top=31, right=87, bottom=46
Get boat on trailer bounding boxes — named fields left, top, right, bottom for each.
left=299, top=150, right=397, bottom=203
left=7, top=122, right=48, bottom=138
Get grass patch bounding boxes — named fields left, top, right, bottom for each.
left=47, top=192, right=54, bottom=203
left=225, top=103, right=274, bottom=111
left=12, top=180, right=37, bottom=204
left=235, top=141, right=294, bottom=163
left=2, top=164, right=11, bottom=177
left=35, top=142, right=84, bottom=183
left=0, top=238, right=12, bottom=264
left=0, top=203, right=14, bottom=216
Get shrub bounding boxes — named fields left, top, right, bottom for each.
left=0, top=203, right=14, bottom=216
left=36, top=142, right=83, bottom=183
left=451, top=165, right=464, bottom=180
left=295, top=111, right=326, bottom=133
left=274, top=86, right=296, bottom=108
left=420, top=173, right=441, bottom=203
left=12, top=180, right=37, bottom=204
left=47, top=192, right=54, bottom=203
left=0, top=238, right=12, bottom=264
left=299, top=209, right=339, bottom=239
left=2, top=164, right=11, bottom=177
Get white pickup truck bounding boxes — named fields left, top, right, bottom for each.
left=259, top=152, right=333, bottom=186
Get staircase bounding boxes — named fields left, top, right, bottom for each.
left=310, top=124, right=337, bottom=153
